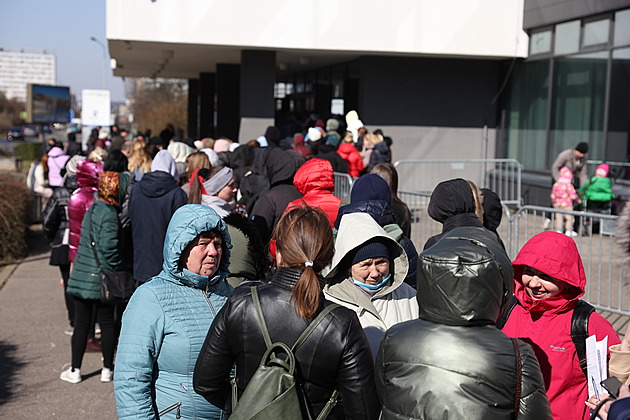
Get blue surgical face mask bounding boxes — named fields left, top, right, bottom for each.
left=353, top=273, right=391, bottom=290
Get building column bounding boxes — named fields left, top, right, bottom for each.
left=216, top=64, right=240, bottom=141
left=199, top=72, right=215, bottom=138
left=239, top=50, right=276, bottom=142
left=187, top=78, right=199, bottom=139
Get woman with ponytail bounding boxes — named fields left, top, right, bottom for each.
left=194, top=206, right=380, bottom=420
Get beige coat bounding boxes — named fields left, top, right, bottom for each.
left=324, top=212, right=418, bottom=359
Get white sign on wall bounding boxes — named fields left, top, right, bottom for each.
left=82, top=89, right=111, bottom=126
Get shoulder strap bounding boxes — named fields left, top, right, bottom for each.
left=87, top=206, right=102, bottom=269
left=496, top=295, right=519, bottom=330
left=251, top=286, right=272, bottom=348
left=511, top=338, right=522, bottom=420
left=572, top=299, right=595, bottom=378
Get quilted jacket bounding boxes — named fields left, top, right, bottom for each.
left=67, top=159, right=102, bottom=262
left=114, top=205, right=233, bottom=419
left=288, top=158, right=341, bottom=227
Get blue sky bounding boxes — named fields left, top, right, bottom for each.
left=1, top=0, right=126, bottom=102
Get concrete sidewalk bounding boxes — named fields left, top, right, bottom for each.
left=0, top=225, right=116, bottom=419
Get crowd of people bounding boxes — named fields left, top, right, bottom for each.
left=34, top=111, right=630, bottom=420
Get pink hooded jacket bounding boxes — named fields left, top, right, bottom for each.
left=502, top=231, right=620, bottom=420
left=67, top=159, right=103, bottom=262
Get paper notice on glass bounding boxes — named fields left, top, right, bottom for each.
left=586, top=334, right=609, bottom=398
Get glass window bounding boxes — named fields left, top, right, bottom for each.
left=549, top=51, right=608, bottom=164
left=530, top=30, right=552, bottom=55
left=607, top=47, right=630, bottom=173
left=614, top=9, right=630, bottom=46
left=582, top=19, right=610, bottom=47
left=506, top=60, right=550, bottom=171
left=555, top=20, right=580, bottom=55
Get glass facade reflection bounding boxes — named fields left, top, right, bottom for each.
left=507, top=8, right=630, bottom=176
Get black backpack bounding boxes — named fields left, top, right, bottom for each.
left=497, top=296, right=595, bottom=378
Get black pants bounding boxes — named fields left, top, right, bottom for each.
left=59, top=264, right=74, bottom=326
left=71, top=297, right=117, bottom=370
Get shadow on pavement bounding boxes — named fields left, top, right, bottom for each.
left=0, top=341, right=27, bottom=406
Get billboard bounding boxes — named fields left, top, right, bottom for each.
left=26, top=84, right=71, bottom=123
left=81, top=89, right=111, bottom=126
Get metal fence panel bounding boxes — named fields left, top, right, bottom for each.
left=333, top=172, right=354, bottom=198
left=394, top=159, right=523, bottom=206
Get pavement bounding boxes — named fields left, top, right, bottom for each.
left=0, top=225, right=116, bottom=419
left=0, top=224, right=627, bottom=419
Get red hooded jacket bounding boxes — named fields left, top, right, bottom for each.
left=502, top=231, right=620, bottom=420
left=287, top=158, right=341, bottom=227
left=337, top=142, right=364, bottom=178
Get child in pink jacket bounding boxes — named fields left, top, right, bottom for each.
left=551, top=166, right=579, bottom=236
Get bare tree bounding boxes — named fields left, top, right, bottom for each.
left=128, top=78, right=188, bottom=137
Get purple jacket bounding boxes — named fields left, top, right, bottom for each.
left=47, top=147, right=69, bottom=187
left=68, top=160, right=102, bottom=262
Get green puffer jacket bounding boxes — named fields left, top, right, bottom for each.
left=578, top=176, right=614, bottom=203
left=67, top=199, right=127, bottom=300
left=375, top=227, right=552, bottom=420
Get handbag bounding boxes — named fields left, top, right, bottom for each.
left=88, top=206, right=135, bottom=303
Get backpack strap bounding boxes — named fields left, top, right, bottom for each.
left=251, top=286, right=273, bottom=348
left=291, top=303, right=340, bottom=352
left=496, top=295, right=519, bottom=330
left=511, top=338, right=522, bottom=420
left=572, top=299, right=595, bottom=378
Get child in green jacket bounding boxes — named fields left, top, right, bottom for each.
left=579, top=163, right=615, bottom=213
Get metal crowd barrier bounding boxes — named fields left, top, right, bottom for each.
left=587, top=160, right=630, bottom=181
left=394, top=159, right=523, bottom=206
left=333, top=172, right=354, bottom=199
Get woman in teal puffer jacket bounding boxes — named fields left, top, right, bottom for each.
left=114, top=204, right=232, bottom=419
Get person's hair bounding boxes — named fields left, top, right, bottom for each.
left=127, top=138, right=153, bottom=173
left=370, top=163, right=410, bottom=227
left=98, top=171, right=120, bottom=207
left=272, top=206, right=335, bottom=319
left=467, top=180, right=484, bottom=222
left=40, top=155, right=49, bottom=178
left=246, top=139, right=260, bottom=148
left=187, top=166, right=224, bottom=204
left=104, top=149, right=129, bottom=173
left=185, top=151, right=211, bottom=182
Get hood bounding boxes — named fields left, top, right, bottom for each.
left=512, top=231, right=585, bottom=313
left=47, top=146, right=66, bottom=158
left=75, top=159, right=103, bottom=188
left=266, top=147, right=303, bottom=185
left=334, top=200, right=395, bottom=229
left=350, top=174, right=391, bottom=204
left=136, top=171, right=180, bottom=198
left=418, top=226, right=514, bottom=326
left=161, top=204, right=232, bottom=288
left=152, top=150, right=180, bottom=182
left=559, top=166, right=573, bottom=182
left=336, top=142, right=357, bottom=157
left=264, top=126, right=281, bottom=146
left=481, top=188, right=503, bottom=232
left=167, top=141, right=193, bottom=163
left=596, top=163, right=610, bottom=177
left=293, top=158, right=334, bottom=195
left=326, top=212, right=408, bottom=297
left=428, top=178, right=476, bottom=223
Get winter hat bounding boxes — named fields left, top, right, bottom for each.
left=351, top=239, right=390, bottom=266
left=201, top=148, right=221, bottom=167
left=575, top=142, right=589, bottom=154
left=559, top=166, right=573, bottom=182
left=326, top=118, right=340, bottom=132
left=194, top=140, right=204, bottom=150
left=350, top=173, right=392, bottom=204
left=325, top=134, right=341, bottom=148
left=213, top=139, right=231, bottom=153
left=98, top=131, right=109, bottom=140
left=315, top=119, right=325, bottom=129
left=595, top=163, right=610, bottom=177
left=308, top=127, right=323, bottom=142
left=256, top=136, right=268, bottom=147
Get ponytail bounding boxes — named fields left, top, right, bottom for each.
left=292, top=264, right=321, bottom=319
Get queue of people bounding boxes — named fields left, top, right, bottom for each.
left=39, top=120, right=628, bottom=420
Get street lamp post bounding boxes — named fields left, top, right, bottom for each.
left=90, top=36, right=108, bottom=90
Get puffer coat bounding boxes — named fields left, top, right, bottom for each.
left=114, top=205, right=233, bottom=420
left=193, top=267, right=380, bottom=420
left=376, top=227, right=552, bottom=420
left=288, top=158, right=341, bottom=227
left=66, top=174, right=129, bottom=300
left=42, top=175, right=78, bottom=266
left=325, top=212, right=418, bottom=359
left=502, top=231, right=620, bottom=420
left=337, top=142, right=364, bottom=177
left=68, top=159, right=102, bottom=262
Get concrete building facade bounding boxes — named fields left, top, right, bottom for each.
left=0, top=49, right=56, bottom=103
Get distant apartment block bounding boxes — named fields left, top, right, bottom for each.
left=0, top=49, right=56, bottom=103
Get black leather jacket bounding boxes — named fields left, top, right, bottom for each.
left=193, top=268, right=380, bottom=420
